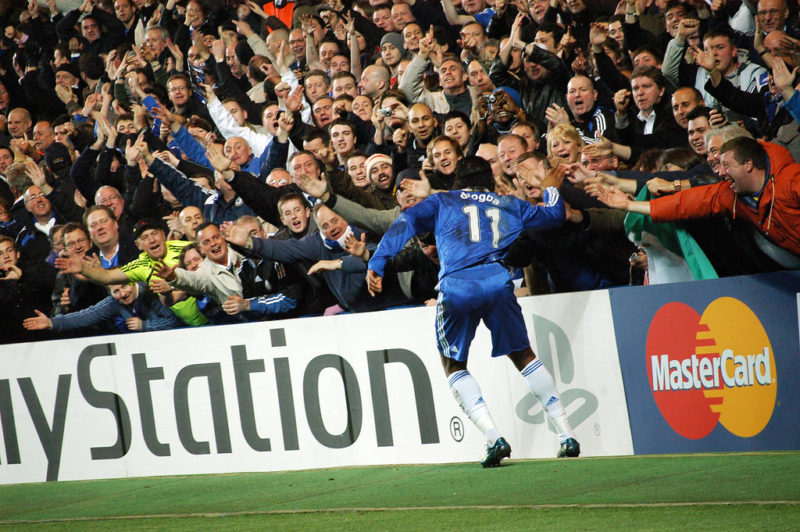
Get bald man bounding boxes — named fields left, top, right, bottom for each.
left=359, top=65, right=391, bottom=100
left=403, top=103, right=438, bottom=171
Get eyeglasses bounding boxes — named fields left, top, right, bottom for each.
left=757, top=9, right=783, bottom=17
left=168, top=86, right=188, bottom=93
left=25, top=193, right=46, bottom=203
left=97, top=195, right=121, bottom=205
left=65, top=237, right=90, bottom=249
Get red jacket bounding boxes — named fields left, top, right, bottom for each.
left=650, top=141, right=800, bottom=256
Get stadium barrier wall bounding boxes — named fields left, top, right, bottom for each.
left=609, top=270, right=800, bottom=454
left=0, top=290, right=632, bottom=484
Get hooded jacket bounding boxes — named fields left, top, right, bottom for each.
left=650, top=141, right=800, bottom=257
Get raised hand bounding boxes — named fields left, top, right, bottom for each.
left=210, top=38, right=225, bottom=61
left=589, top=22, right=608, bottom=50
left=565, top=162, right=596, bottom=184
left=277, top=111, right=295, bottom=139
left=392, top=128, right=409, bottom=151
left=401, top=171, right=433, bottom=200
left=247, top=0, right=268, bottom=18
left=205, top=141, right=232, bottom=172
left=613, top=89, right=631, bottom=115
left=59, top=287, right=71, bottom=308
left=677, top=18, right=699, bottom=43
left=27, top=0, right=40, bottom=19
left=708, top=108, right=727, bottom=127
left=582, top=135, right=614, bottom=157
left=344, top=232, right=368, bottom=261
left=772, top=57, right=798, bottom=90
left=151, top=260, right=177, bottom=281
left=55, top=85, right=76, bottom=104
left=2, top=264, right=21, bottom=280
left=285, top=85, right=305, bottom=113
left=232, top=19, right=254, bottom=37
left=154, top=149, right=180, bottom=166
left=124, top=139, right=140, bottom=165
left=540, top=163, right=568, bottom=190
left=292, top=169, right=328, bottom=199
left=220, top=221, right=252, bottom=248
left=545, top=103, right=570, bottom=126
left=689, top=45, right=716, bottom=72
left=25, top=160, right=47, bottom=188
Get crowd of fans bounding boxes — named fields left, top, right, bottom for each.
left=2, top=0, right=800, bottom=344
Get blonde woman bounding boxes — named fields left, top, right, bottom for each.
left=547, top=123, right=585, bottom=165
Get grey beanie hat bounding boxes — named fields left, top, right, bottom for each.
left=380, top=32, right=405, bottom=53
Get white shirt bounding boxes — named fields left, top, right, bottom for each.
left=34, top=215, right=56, bottom=236
left=637, top=109, right=657, bottom=135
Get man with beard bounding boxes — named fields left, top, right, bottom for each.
left=328, top=153, right=399, bottom=210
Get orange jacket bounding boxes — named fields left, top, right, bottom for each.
left=650, top=141, right=800, bottom=256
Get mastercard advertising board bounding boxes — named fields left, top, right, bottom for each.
left=609, top=271, right=800, bottom=454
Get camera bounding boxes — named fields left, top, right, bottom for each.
left=380, top=107, right=393, bottom=117
left=486, top=94, right=497, bottom=104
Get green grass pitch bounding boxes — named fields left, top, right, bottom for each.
left=1, top=452, right=798, bottom=530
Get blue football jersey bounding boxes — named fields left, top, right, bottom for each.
left=369, top=187, right=565, bottom=280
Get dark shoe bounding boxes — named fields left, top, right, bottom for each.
left=481, top=437, right=511, bottom=468
left=557, top=437, right=580, bottom=458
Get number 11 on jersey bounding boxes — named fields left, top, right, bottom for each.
left=463, top=205, right=501, bottom=248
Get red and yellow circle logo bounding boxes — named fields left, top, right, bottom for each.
left=646, top=297, right=777, bottom=439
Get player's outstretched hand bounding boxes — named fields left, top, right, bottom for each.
left=366, top=269, right=382, bottom=297
left=540, top=163, right=568, bottom=190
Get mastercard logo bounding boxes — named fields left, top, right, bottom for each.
left=646, top=297, right=777, bottom=439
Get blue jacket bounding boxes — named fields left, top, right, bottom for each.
left=50, top=282, right=182, bottom=333
left=169, top=122, right=270, bottom=177
left=149, top=158, right=254, bottom=224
